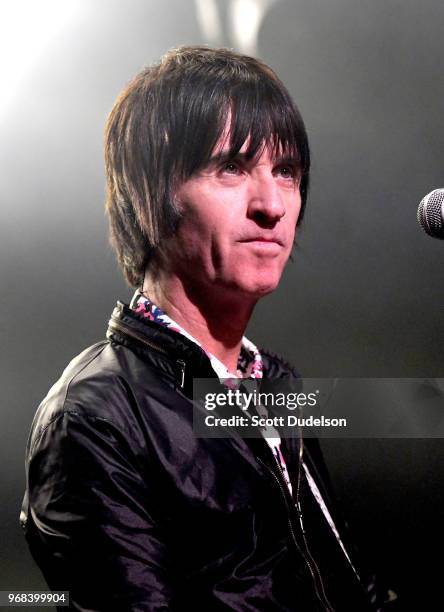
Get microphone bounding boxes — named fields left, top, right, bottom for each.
left=417, top=189, right=444, bottom=239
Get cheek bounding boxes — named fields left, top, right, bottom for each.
left=170, top=211, right=220, bottom=267
left=285, top=209, right=298, bottom=241
left=291, top=194, right=302, bottom=223
left=285, top=197, right=301, bottom=238
left=182, top=205, right=235, bottom=251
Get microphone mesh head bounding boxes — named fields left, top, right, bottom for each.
left=417, top=189, right=444, bottom=239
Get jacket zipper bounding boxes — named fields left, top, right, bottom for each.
left=256, top=452, right=334, bottom=612
left=108, top=317, right=186, bottom=388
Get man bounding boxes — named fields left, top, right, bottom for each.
left=21, top=46, right=385, bottom=611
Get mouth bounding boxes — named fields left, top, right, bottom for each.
left=239, top=236, right=283, bottom=246
left=238, top=237, right=283, bottom=254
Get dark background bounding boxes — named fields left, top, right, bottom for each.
left=1, top=0, right=443, bottom=609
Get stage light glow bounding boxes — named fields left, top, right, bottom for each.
left=0, top=0, right=83, bottom=118
left=194, top=0, right=223, bottom=45
left=229, top=0, right=278, bottom=55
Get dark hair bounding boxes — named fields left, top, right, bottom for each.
left=105, top=45, right=310, bottom=287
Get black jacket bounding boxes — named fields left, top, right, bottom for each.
left=21, top=302, right=380, bottom=611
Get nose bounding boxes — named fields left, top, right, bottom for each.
left=247, top=174, right=286, bottom=225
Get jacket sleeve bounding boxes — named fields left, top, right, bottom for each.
left=23, top=408, right=177, bottom=612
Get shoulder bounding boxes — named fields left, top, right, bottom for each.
left=27, top=339, right=170, bottom=455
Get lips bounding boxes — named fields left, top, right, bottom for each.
left=237, top=236, right=284, bottom=256
left=239, top=236, right=283, bottom=246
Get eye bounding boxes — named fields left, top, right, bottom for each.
left=221, top=161, right=241, bottom=175
left=277, top=165, right=294, bottom=178
left=276, top=164, right=301, bottom=185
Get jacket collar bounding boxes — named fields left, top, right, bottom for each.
left=107, top=301, right=301, bottom=396
left=107, top=301, right=216, bottom=393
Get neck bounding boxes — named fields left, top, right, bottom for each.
left=142, top=271, right=256, bottom=374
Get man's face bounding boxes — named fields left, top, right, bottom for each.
left=164, top=132, right=302, bottom=300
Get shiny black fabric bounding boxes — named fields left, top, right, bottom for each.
left=21, top=302, right=379, bottom=611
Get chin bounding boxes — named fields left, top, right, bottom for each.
left=238, top=272, right=282, bottom=297
left=250, top=281, right=280, bottom=297
left=220, top=263, right=285, bottom=298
